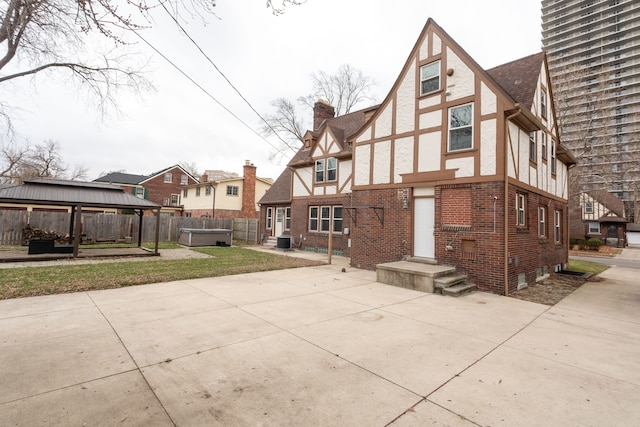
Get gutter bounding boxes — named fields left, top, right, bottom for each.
left=504, top=107, right=523, bottom=296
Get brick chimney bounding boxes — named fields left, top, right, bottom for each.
left=313, top=99, right=335, bottom=131
left=241, top=160, right=258, bottom=219
left=200, top=173, right=209, bottom=183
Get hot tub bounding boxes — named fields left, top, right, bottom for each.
left=178, top=228, right=232, bottom=247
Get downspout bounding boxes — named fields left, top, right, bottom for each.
left=504, top=107, right=523, bottom=296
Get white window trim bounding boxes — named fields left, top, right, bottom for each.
left=554, top=210, right=561, bottom=242
left=588, top=222, right=600, bottom=234
left=539, top=206, right=546, bottom=237
left=448, top=103, right=474, bottom=152
left=266, top=207, right=273, bottom=229
left=516, top=193, right=526, bottom=226
left=420, top=60, right=441, bottom=96
left=315, top=159, right=325, bottom=183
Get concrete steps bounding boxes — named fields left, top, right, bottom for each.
left=376, top=261, right=476, bottom=297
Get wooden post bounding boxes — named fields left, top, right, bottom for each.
left=73, top=205, right=82, bottom=258
left=328, top=214, right=333, bottom=264
left=154, top=208, right=160, bottom=254
left=137, top=210, right=143, bottom=247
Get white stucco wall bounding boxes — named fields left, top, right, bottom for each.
left=480, top=119, right=497, bottom=176
left=354, top=145, right=371, bottom=186
left=419, top=110, right=442, bottom=130
left=373, top=140, right=391, bottom=184
left=356, top=126, right=372, bottom=143
left=432, top=34, right=441, bottom=56
left=418, top=132, right=441, bottom=172
left=394, top=136, right=414, bottom=183
left=375, top=101, right=393, bottom=138
left=481, top=82, right=497, bottom=115
left=292, top=167, right=312, bottom=197
left=446, top=157, right=474, bottom=178
left=338, top=159, right=352, bottom=192
left=445, top=48, right=475, bottom=100
left=396, top=64, right=416, bottom=134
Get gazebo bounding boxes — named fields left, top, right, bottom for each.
left=0, top=178, right=161, bottom=257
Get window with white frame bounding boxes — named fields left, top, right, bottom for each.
left=205, top=186, right=212, bottom=196
left=554, top=210, right=561, bottom=242
left=266, top=207, right=273, bottom=229
left=540, top=89, right=547, bottom=119
left=182, top=189, right=188, bottom=198
left=420, top=60, right=440, bottom=95
left=170, top=194, right=180, bottom=206
left=285, top=207, right=291, bottom=230
left=551, top=139, right=557, bottom=174
left=327, top=157, right=337, bottom=181
left=588, top=222, right=600, bottom=234
left=448, top=103, right=473, bottom=151
left=180, top=175, right=188, bottom=185
left=584, top=201, right=593, bottom=213
left=529, top=132, right=537, bottom=162
left=309, top=205, right=343, bottom=233
left=135, top=187, right=144, bottom=198
left=195, top=186, right=201, bottom=196
left=539, top=206, right=546, bottom=237
left=226, top=185, right=239, bottom=196
left=541, top=133, right=547, bottom=160
left=516, top=193, right=527, bottom=226
left=315, top=159, right=325, bottom=183
left=164, top=173, right=172, bottom=183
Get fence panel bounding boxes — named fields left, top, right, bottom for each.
left=0, top=210, right=27, bottom=246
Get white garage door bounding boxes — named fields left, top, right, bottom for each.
left=627, top=231, right=640, bottom=246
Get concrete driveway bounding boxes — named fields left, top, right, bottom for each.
left=1, top=255, right=639, bottom=426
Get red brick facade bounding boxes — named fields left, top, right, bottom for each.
left=241, top=162, right=258, bottom=219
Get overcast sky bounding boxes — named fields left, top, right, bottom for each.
left=7, top=0, right=542, bottom=182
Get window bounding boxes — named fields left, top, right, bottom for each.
left=529, top=132, right=537, bottom=162
left=588, top=222, right=600, bottom=234
left=205, top=186, right=212, bottom=196
left=327, top=157, right=337, bottom=181
left=540, top=90, right=547, bottom=119
left=554, top=210, right=561, bottom=242
left=195, top=186, right=201, bottom=197
left=541, top=133, right=547, bottom=160
left=309, top=206, right=319, bottom=231
left=551, top=139, right=557, bottom=174
left=182, top=189, right=188, bottom=198
left=420, top=60, right=440, bottom=95
left=539, top=206, right=546, bottom=237
left=226, top=185, right=239, bottom=196
left=309, top=205, right=342, bottom=233
left=315, top=159, right=325, bottom=183
left=333, top=206, right=343, bottom=232
left=448, top=103, right=473, bottom=151
left=266, top=208, right=273, bottom=229
left=516, top=193, right=526, bottom=226
left=135, top=187, right=144, bottom=199
left=180, top=175, right=188, bottom=185
left=285, top=207, right=291, bottom=230
left=164, top=173, right=172, bottom=183
left=584, top=201, right=593, bottom=214
left=321, top=206, right=331, bottom=232
left=170, top=194, right=180, bottom=206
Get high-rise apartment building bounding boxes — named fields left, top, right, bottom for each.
left=542, top=0, right=639, bottom=215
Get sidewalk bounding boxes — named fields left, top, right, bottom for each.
left=1, top=253, right=638, bottom=425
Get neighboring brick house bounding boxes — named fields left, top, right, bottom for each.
left=182, top=161, right=272, bottom=218
left=262, top=18, right=577, bottom=295
left=570, top=190, right=628, bottom=247
left=258, top=101, right=376, bottom=255
left=94, top=165, right=198, bottom=216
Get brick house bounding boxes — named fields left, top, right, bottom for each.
left=95, top=165, right=199, bottom=216
left=182, top=161, right=272, bottom=218
left=258, top=101, right=376, bottom=255
left=261, top=18, right=576, bottom=294
left=570, top=190, right=627, bottom=247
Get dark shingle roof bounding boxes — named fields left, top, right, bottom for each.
left=0, top=178, right=159, bottom=209
left=589, top=190, right=626, bottom=218
left=486, top=52, right=545, bottom=109
left=94, top=172, right=150, bottom=185
left=258, top=168, right=292, bottom=205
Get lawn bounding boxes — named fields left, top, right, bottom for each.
left=0, top=246, right=325, bottom=300
left=567, top=258, right=610, bottom=275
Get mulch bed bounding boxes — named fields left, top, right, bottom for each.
left=509, top=273, right=593, bottom=306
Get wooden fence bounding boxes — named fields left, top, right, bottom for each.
left=0, top=210, right=259, bottom=246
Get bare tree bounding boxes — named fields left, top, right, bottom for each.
left=262, top=64, right=376, bottom=158
left=179, top=161, right=200, bottom=178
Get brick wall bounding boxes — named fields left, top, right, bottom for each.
left=241, top=162, right=258, bottom=219
left=350, top=188, right=413, bottom=270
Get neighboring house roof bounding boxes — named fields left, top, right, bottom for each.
left=94, top=172, right=150, bottom=185
left=486, top=52, right=545, bottom=109
left=258, top=168, right=292, bottom=205
left=0, top=178, right=160, bottom=210
left=141, top=164, right=198, bottom=185
left=588, top=190, right=626, bottom=219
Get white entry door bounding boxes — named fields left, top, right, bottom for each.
left=414, top=198, right=435, bottom=258
left=275, top=207, right=284, bottom=236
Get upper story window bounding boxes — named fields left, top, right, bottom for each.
left=135, top=187, right=144, bottom=198
left=180, top=175, right=188, bottom=185
left=182, top=189, right=188, bottom=198
left=541, top=133, right=548, bottom=160
left=164, top=173, right=172, bottom=183
left=448, top=103, right=473, bottom=152
left=315, top=157, right=337, bottom=183
left=529, top=132, right=537, bottom=163
left=420, top=60, right=440, bottom=95
left=551, top=139, right=557, bottom=174
left=205, top=186, right=212, bottom=196
left=540, top=89, right=547, bottom=119
left=195, top=186, right=201, bottom=196
left=227, top=185, right=239, bottom=196
left=584, top=201, right=594, bottom=214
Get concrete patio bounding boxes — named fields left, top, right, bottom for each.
left=0, top=253, right=639, bottom=426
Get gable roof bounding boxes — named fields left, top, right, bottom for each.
left=258, top=168, right=292, bottom=205
left=588, top=190, right=626, bottom=218
left=486, top=52, right=546, bottom=109
left=94, top=172, right=150, bottom=185
left=0, top=178, right=160, bottom=210
left=141, top=165, right=198, bottom=184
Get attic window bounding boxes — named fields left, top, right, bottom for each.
left=540, top=89, right=547, bottom=119
left=164, top=173, right=172, bottom=183
left=420, top=60, right=440, bottom=95
left=584, top=201, right=594, bottom=214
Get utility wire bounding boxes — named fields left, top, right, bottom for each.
left=159, top=3, right=300, bottom=155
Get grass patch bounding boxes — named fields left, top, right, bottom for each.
left=567, top=259, right=610, bottom=275
left=0, top=246, right=324, bottom=300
